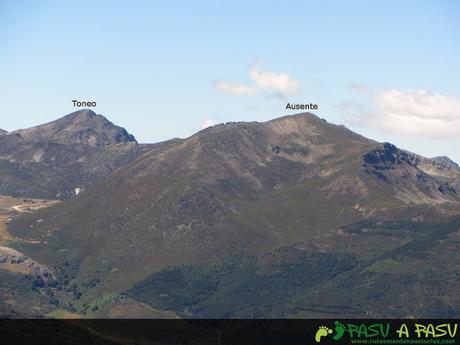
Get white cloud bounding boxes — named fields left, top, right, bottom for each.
left=249, top=66, right=299, bottom=97
left=200, top=117, right=217, bottom=130
left=342, top=88, right=460, bottom=138
left=216, top=64, right=300, bottom=98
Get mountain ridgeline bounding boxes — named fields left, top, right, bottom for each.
left=2, top=110, right=460, bottom=318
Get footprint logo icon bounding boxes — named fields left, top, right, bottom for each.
left=333, top=321, right=346, bottom=341
left=315, top=326, right=333, bottom=343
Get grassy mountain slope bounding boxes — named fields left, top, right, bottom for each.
left=6, top=112, right=460, bottom=318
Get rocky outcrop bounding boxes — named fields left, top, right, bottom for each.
left=363, top=143, right=414, bottom=168
left=0, top=246, right=57, bottom=286
left=363, top=143, right=459, bottom=204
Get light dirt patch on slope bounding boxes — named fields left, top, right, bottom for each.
left=0, top=196, right=59, bottom=245
left=0, top=215, right=14, bottom=243
left=0, top=196, right=60, bottom=278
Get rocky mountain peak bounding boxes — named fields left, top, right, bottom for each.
left=12, top=109, right=137, bottom=147
left=66, top=108, right=97, bottom=119
left=265, top=112, right=324, bottom=133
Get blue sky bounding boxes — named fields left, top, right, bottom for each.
left=1, top=1, right=459, bottom=161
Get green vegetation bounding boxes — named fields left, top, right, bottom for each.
left=128, top=251, right=358, bottom=318
left=128, top=216, right=460, bottom=318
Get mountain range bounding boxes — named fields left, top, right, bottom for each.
left=1, top=110, right=459, bottom=318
